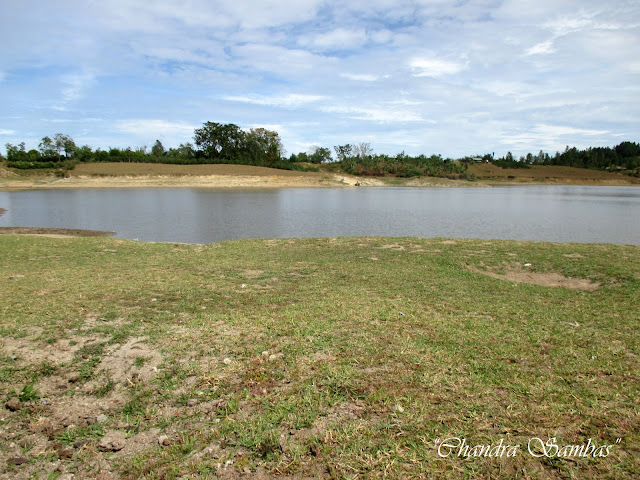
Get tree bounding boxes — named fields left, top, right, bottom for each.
left=168, top=143, right=195, bottom=159
left=353, top=142, right=373, bottom=160
left=245, top=128, right=284, bottom=163
left=151, top=139, right=166, bottom=157
left=5, top=143, right=21, bottom=162
left=308, top=146, right=332, bottom=163
left=74, top=145, right=93, bottom=162
left=194, top=122, right=245, bottom=160
left=615, top=141, right=640, bottom=158
left=54, top=133, right=75, bottom=158
left=39, top=136, right=56, bottom=158
left=333, top=144, right=353, bottom=162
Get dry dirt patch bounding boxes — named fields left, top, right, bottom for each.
left=468, top=263, right=600, bottom=290
left=0, top=226, right=115, bottom=237
left=378, top=244, right=406, bottom=250
left=96, top=337, right=162, bottom=387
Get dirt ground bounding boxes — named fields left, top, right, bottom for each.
left=0, top=227, right=115, bottom=237
left=0, top=319, right=166, bottom=480
left=467, top=261, right=601, bottom=290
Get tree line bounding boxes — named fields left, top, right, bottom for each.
left=491, top=142, right=640, bottom=172
left=3, top=122, right=639, bottom=178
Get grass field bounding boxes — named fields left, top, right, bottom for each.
left=1, top=235, right=639, bottom=479
left=69, top=163, right=322, bottom=178
left=467, top=163, right=640, bottom=184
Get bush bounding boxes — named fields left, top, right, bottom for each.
left=7, top=161, right=56, bottom=169
left=397, top=166, right=422, bottom=178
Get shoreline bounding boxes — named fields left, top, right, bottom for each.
left=1, top=161, right=639, bottom=190
left=1, top=173, right=638, bottom=191
left=0, top=226, right=115, bottom=237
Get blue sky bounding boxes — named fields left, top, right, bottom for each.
left=1, top=0, right=639, bottom=158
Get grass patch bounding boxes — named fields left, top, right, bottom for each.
left=0, top=235, right=638, bottom=478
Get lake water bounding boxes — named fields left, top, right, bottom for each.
left=0, top=186, right=638, bottom=245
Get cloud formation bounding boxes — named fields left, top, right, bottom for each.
left=0, top=0, right=639, bottom=157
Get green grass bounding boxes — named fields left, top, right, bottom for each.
left=0, top=235, right=638, bottom=479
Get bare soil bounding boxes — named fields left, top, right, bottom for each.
left=0, top=227, right=115, bottom=237
left=0, top=317, right=164, bottom=480
left=468, top=262, right=601, bottom=290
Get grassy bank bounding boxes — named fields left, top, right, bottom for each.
left=467, top=163, right=640, bottom=184
left=1, top=236, right=638, bottom=479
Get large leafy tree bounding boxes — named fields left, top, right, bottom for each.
left=245, top=128, right=284, bottom=164
left=194, top=122, right=245, bottom=160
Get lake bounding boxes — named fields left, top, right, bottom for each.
left=0, top=185, right=639, bottom=245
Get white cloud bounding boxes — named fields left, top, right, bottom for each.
left=116, top=120, right=197, bottom=138
left=0, top=129, right=16, bottom=135
left=628, top=61, right=640, bottom=74
left=543, top=14, right=595, bottom=36
left=340, top=73, right=382, bottom=82
left=526, top=40, right=555, bottom=56
left=231, top=43, right=330, bottom=73
left=535, top=124, right=609, bottom=137
left=299, top=28, right=368, bottom=50
left=321, top=104, right=425, bottom=123
left=61, top=73, right=95, bottom=103
left=499, top=124, right=610, bottom=153
left=224, top=94, right=326, bottom=108
left=409, top=57, right=467, bottom=77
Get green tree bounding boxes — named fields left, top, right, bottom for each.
left=5, top=143, right=22, bottom=162
left=151, top=139, right=166, bottom=157
left=615, top=141, right=640, bottom=158
left=194, top=122, right=245, bottom=160
left=308, top=146, right=332, bottom=163
left=333, top=144, right=353, bottom=162
left=245, top=128, right=284, bottom=164
left=54, top=133, right=76, bottom=158
left=167, top=143, right=195, bottom=159
left=39, top=136, right=57, bottom=158
left=74, top=145, right=94, bottom=162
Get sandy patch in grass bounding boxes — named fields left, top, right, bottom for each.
left=379, top=243, right=406, bottom=250
left=468, top=263, right=600, bottom=290
left=95, top=337, right=163, bottom=387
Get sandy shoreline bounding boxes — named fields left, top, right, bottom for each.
left=0, top=173, right=481, bottom=190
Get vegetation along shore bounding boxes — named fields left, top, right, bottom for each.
left=2, top=124, right=639, bottom=189
left=1, top=235, right=638, bottom=478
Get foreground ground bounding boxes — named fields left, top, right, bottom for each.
left=1, top=162, right=638, bottom=190
left=1, top=235, right=638, bottom=479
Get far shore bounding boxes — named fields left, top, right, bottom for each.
left=0, top=162, right=638, bottom=190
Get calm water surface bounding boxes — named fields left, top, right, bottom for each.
left=0, top=186, right=638, bottom=245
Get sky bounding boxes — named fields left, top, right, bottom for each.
left=1, top=0, right=639, bottom=159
